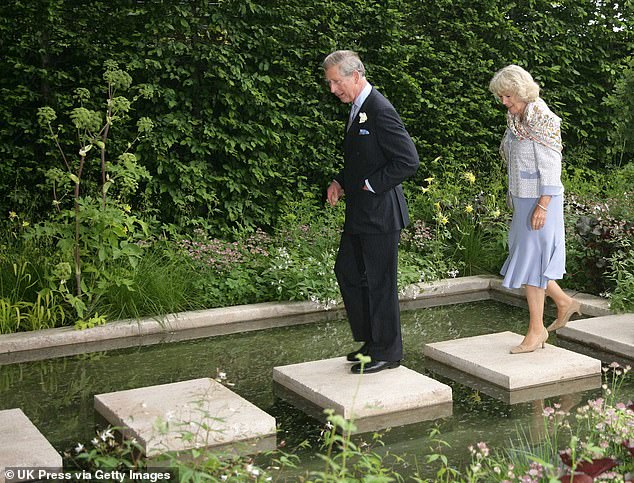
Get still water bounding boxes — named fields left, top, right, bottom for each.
left=0, top=300, right=630, bottom=474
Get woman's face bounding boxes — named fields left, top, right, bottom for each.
left=499, top=93, right=527, bottom=116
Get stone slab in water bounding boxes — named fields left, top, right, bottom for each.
left=557, top=314, right=634, bottom=360
left=272, top=357, right=452, bottom=432
left=426, top=359, right=601, bottom=404
left=0, top=408, right=62, bottom=483
left=424, top=331, right=601, bottom=390
left=94, top=378, right=276, bottom=457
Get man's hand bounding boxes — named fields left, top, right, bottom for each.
left=327, top=180, right=344, bottom=206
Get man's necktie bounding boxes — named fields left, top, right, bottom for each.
left=347, top=104, right=358, bottom=132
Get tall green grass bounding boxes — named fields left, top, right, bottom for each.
left=93, top=245, right=199, bottom=322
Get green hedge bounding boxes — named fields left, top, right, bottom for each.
left=0, top=0, right=631, bottom=233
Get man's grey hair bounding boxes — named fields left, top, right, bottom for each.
left=322, top=50, right=366, bottom=78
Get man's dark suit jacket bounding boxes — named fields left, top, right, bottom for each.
left=334, top=88, right=419, bottom=234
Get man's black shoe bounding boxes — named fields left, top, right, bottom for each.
left=346, top=345, right=369, bottom=362
left=350, top=360, right=400, bottom=374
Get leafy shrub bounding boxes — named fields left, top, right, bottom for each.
left=564, top=192, right=634, bottom=297
left=1, top=0, right=630, bottom=232
left=608, top=244, right=634, bottom=313
left=605, top=58, right=634, bottom=166
left=29, top=62, right=154, bottom=327
left=404, top=159, right=508, bottom=280
left=178, top=228, right=275, bottom=308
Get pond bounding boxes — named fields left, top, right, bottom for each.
left=0, top=299, right=630, bottom=477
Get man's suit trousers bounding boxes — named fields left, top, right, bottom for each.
left=334, top=230, right=402, bottom=361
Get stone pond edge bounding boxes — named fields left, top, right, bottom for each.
left=0, top=275, right=614, bottom=362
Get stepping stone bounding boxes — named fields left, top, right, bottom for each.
left=95, top=378, right=276, bottom=457
left=272, top=357, right=452, bottom=433
left=424, top=331, right=601, bottom=392
left=425, top=359, right=600, bottom=405
left=557, top=314, right=634, bottom=360
left=0, top=408, right=61, bottom=483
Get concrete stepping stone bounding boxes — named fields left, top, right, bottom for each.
left=0, top=408, right=61, bottom=483
left=424, top=331, right=601, bottom=393
left=425, top=359, right=600, bottom=404
left=272, top=357, right=452, bottom=433
left=556, top=314, right=634, bottom=361
left=95, top=378, right=276, bottom=457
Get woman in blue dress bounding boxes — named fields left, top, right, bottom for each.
left=489, top=65, right=581, bottom=354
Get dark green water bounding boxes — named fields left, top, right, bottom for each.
left=0, top=300, right=631, bottom=474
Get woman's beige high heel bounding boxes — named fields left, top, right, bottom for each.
left=546, top=299, right=582, bottom=332
left=510, top=328, right=549, bottom=354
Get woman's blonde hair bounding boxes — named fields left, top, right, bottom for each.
left=489, top=64, right=540, bottom=102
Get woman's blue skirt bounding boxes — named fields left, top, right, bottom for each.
left=500, top=195, right=566, bottom=289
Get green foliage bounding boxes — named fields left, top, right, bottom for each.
left=310, top=409, right=405, bottom=481
left=404, top=158, right=508, bottom=280
left=175, top=195, right=343, bottom=309
left=0, top=0, right=631, bottom=327
left=609, top=243, right=634, bottom=312
left=261, top=196, right=343, bottom=307
left=0, top=0, right=631, bottom=233
left=561, top=162, right=634, bottom=299
left=605, top=57, right=634, bottom=166
left=0, top=256, right=66, bottom=334
left=175, top=227, right=273, bottom=308
left=1, top=158, right=631, bottom=331
left=24, top=61, right=153, bottom=326
left=0, top=289, right=66, bottom=335
left=92, top=244, right=198, bottom=321
left=68, top=427, right=146, bottom=471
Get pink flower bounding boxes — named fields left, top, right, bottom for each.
left=477, top=441, right=489, bottom=456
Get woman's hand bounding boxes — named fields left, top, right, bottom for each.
left=531, top=196, right=551, bottom=230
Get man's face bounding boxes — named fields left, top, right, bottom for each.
left=325, top=65, right=360, bottom=104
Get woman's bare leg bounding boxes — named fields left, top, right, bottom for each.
left=522, top=284, right=546, bottom=345
left=546, top=280, right=575, bottom=320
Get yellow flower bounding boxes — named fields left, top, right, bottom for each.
left=22, top=221, right=29, bottom=227
left=434, top=202, right=441, bottom=211
left=425, top=176, right=435, bottom=183
left=122, top=204, right=131, bottom=213
left=421, top=187, right=429, bottom=193
left=492, top=209, right=501, bottom=218
left=8, top=211, right=17, bottom=219
left=463, top=172, right=476, bottom=184
left=439, top=215, right=449, bottom=225
left=465, top=204, right=474, bottom=213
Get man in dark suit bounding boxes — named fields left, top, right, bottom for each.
left=323, top=50, right=419, bottom=374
